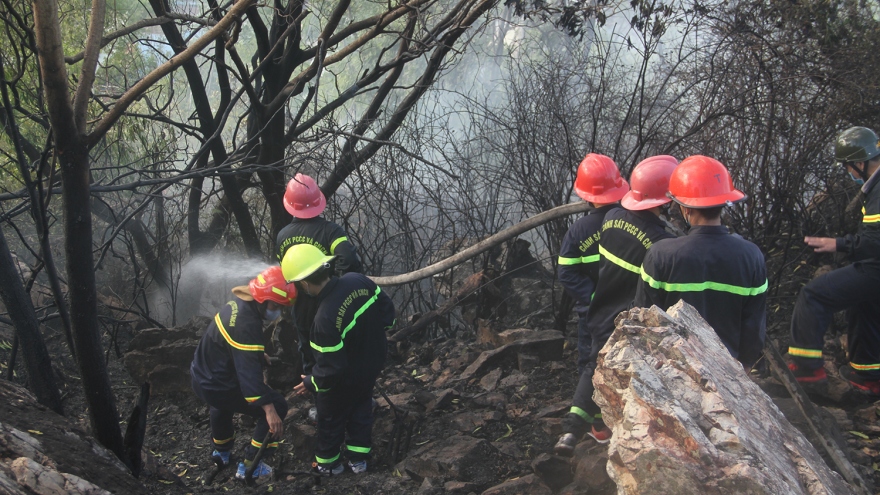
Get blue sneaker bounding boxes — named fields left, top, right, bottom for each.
left=211, top=450, right=230, bottom=467
left=348, top=460, right=367, bottom=474
left=313, top=462, right=344, bottom=476
left=235, top=460, right=272, bottom=480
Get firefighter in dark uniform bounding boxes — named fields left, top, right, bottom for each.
left=275, top=173, right=363, bottom=378
left=788, top=126, right=880, bottom=393
left=190, top=266, right=296, bottom=480
left=634, top=155, right=768, bottom=368
left=557, top=153, right=630, bottom=375
left=555, top=155, right=678, bottom=456
left=284, top=244, right=395, bottom=475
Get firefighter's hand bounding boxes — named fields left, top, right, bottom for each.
left=804, top=236, right=836, bottom=253
left=262, top=403, right=284, bottom=439
left=293, top=375, right=310, bottom=396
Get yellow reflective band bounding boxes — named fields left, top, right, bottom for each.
left=215, top=314, right=265, bottom=352
left=640, top=270, right=768, bottom=296
left=245, top=396, right=261, bottom=403
left=251, top=438, right=279, bottom=448
left=570, top=406, right=590, bottom=422
left=310, top=286, right=382, bottom=353
left=213, top=436, right=234, bottom=445
left=599, top=245, right=640, bottom=274
left=788, top=347, right=822, bottom=358
left=315, top=453, right=340, bottom=464
left=558, top=254, right=601, bottom=266
left=863, top=206, right=880, bottom=223
left=271, top=287, right=287, bottom=297
left=346, top=445, right=371, bottom=454
left=850, top=362, right=880, bottom=371
left=257, top=274, right=266, bottom=284
left=330, top=237, right=348, bottom=254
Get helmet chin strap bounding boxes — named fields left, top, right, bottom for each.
left=856, top=162, right=870, bottom=181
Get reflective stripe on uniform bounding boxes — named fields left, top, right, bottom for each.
left=863, top=207, right=880, bottom=223
left=245, top=396, right=261, bottom=403
left=788, top=347, right=822, bottom=359
left=330, top=236, right=348, bottom=254
left=316, top=453, right=340, bottom=464
left=640, top=270, right=768, bottom=296
left=251, top=438, right=279, bottom=449
left=213, top=436, right=234, bottom=445
left=558, top=254, right=601, bottom=266
left=346, top=445, right=371, bottom=454
left=311, top=376, right=329, bottom=392
left=310, top=286, right=382, bottom=353
left=851, top=362, right=880, bottom=371
left=598, top=245, right=640, bottom=274
left=569, top=406, right=591, bottom=422
left=215, top=314, right=264, bottom=352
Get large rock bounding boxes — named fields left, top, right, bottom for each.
left=124, top=319, right=207, bottom=394
left=396, top=435, right=500, bottom=486
left=592, top=302, right=856, bottom=495
left=0, top=379, right=147, bottom=494
left=459, top=330, right=564, bottom=381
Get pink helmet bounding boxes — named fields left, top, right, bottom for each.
left=621, top=155, right=679, bottom=211
left=283, top=173, right=326, bottom=218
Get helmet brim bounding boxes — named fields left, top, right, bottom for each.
left=283, top=254, right=336, bottom=282
left=620, top=192, right=672, bottom=211
left=668, top=190, right=746, bottom=208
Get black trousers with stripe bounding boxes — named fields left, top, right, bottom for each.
left=790, top=262, right=880, bottom=378
left=314, top=378, right=375, bottom=465
left=192, top=377, right=288, bottom=459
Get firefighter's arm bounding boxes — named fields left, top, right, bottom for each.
left=302, top=317, right=346, bottom=393
left=738, top=271, right=768, bottom=368
left=331, top=236, right=363, bottom=274
left=229, top=323, right=274, bottom=406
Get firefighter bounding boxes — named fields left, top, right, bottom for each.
left=190, top=266, right=296, bottom=480
left=634, top=155, right=768, bottom=368
left=283, top=244, right=395, bottom=475
left=788, top=126, right=880, bottom=393
left=275, top=174, right=362, bottom=395
left=554, top=155, right=677, bottom=456
left=557, top=153, right=630, bottom=375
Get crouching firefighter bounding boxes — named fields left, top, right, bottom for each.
left=190, top=266, right=296, bottom=480
left=284, top=244, right=396, bottom=476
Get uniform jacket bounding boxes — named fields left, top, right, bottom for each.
left=303, top=274, right=395, bottom=394
left=634, top=225, right=768, bottom=366
left=191, top=296, right=274, bottom=406
left=837, top=171, right=880, bottom=264
left=276, top=217, right=362, bottom=274
left=558, top=204, right=620, bottom=310
left=585, top=208, right=674, bottom=339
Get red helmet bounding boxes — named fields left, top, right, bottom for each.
left=667, top=155, right=745, bottom=208
left=573, top=153, right=630, bottom=203
left=249, top=266, right=297, bottom=306
left=283, top=173, right=326, bottom=218
left=621, top=155, right=679, bottom=211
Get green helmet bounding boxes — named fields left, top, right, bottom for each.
left=281, top=244, right=335, bottom=282
left=835, top=126, right=880, bottom=164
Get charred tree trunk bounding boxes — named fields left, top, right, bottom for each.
left=58, top=143, right=126, bottom=458
left=0, top=223, right=63, bottom=415
left=32, top=0, right=125, bottom=459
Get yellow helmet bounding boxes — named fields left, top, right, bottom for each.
left=281, top=244, right=335, bottom=282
